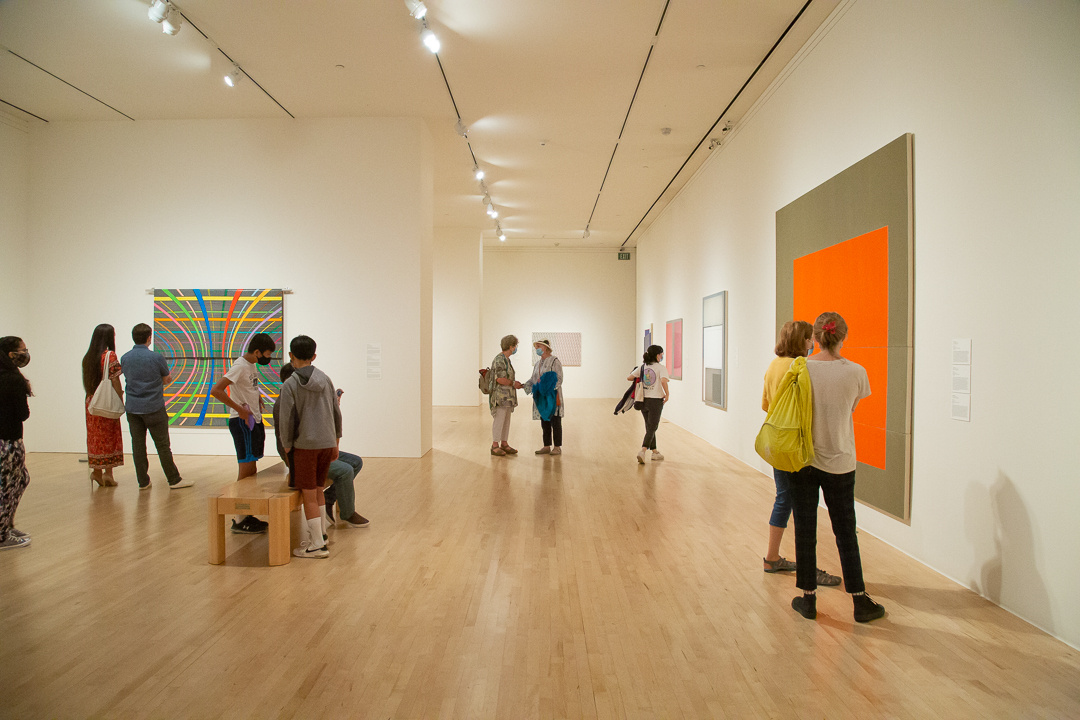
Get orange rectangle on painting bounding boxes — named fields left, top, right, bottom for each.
left=794, top=226, right=889, bottom=470
left=854, top=422, right=887, bottom=470
left=842, top=346, right=887, bottom=431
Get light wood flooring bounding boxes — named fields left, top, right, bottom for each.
left=1, top=400, right=1078, bottom=719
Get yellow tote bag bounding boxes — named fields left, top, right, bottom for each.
left=754, top=356, right=814, bottom=473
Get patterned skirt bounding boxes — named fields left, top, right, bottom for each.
left=85, top=396, right=124, bottom=470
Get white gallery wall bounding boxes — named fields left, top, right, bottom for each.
left=22, top=117, right=433, bottom=459
left=636, top=0, right=1080, bottom=647
left=433, top=227, right=482, bottom=406
left=482, top=248, right=636, bottom=405
left=0, top=119, right=30, bottom=339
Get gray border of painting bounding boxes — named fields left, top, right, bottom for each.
left=775, top=134, right=914, bottom=523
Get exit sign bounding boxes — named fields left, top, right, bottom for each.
left=618, top=252, right=631, bottom=260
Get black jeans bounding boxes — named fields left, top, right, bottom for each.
left=791, top=466, right=865, bottom=593
left=542, top=415, right=563, bottom=447
left=127, top=408, right=182, bottom=486
left=640, top=398, right=664, bottom=450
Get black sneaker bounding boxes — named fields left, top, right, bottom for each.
left=853, top=594, right=885, bottom=623
left=231, top=515, right=268, bottom=534
left=791, top=594, right=816, bottom=620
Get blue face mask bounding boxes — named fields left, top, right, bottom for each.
left=510, top=347, right=517, bottom=355
left=535, top=348, right=544, bottom=357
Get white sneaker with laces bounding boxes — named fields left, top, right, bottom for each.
left=292, top=541, right=329, bottom=559
left=651, top=451, right=664, bottom=461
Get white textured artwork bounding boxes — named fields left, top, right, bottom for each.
left=531, top=332, right=582, bottom=366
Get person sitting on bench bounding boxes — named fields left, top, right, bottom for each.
left=274, top=363, right=369, bottom=530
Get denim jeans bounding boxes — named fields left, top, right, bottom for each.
left=326, top=451, right=363, bottom=518
left=792, top=466, right=865, bottom=593
left=126, top=407, right=182, bottom=486
left=769, top=468, right=794, bottom=528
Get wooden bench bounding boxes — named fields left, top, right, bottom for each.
left=207, top=463, right=301, bottom=566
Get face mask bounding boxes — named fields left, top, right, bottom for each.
left=10, top=351, right=29, bottom=368
left=257, top=355, right=273, bottom=366
left=657, top=356, right=664, bottom=364
left=510, top=347, right=517, bottom=355
left=535, top=348, right=544, bottom=357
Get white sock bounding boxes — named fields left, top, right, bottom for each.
left=305, top=516, right=325, bottom=550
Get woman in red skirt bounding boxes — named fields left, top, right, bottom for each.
left=81, top=324, right=124, bottom=487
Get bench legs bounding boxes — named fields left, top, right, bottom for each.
left=209, top=497, right=227, bottom=564
left=208, top=495, right=295, bottom=566
left=267, top=495, right=292, bottom=566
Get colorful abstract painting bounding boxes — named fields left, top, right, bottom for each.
left=153, top=289, right=285, bottom=427
left=531, top=332, right=582, bottom=367
left=775, top=134, right=913, bottom=521
left=665, top=319, right=683, bottom=380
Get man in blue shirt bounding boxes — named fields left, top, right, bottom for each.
left=121, top=323, right=190, bottom=490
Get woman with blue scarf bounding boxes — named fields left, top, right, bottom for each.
left=521, top=339, right=564, bottom=455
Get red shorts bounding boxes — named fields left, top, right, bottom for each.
left=291, top=447, right=334, bottom=490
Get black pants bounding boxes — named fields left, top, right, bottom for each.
left=791, top=466, right=865, bottom=593
left=640, top=398, right=664, bottom=450
left=542, top=415, right=562, bottom=447
left=127, top=408, right=182, bottom=486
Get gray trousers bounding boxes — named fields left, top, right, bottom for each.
left=126, top=408, right=182, bottom=486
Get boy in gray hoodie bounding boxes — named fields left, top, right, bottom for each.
left=276, top=335, right=342, bottom=559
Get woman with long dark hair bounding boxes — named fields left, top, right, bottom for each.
left=0, top=336, right=33, bottom=550
left=81, top=324, right=124, bottom=486
left=790, top=312, right=885, bottom=623
left=627, top=344, right=669, bottom=464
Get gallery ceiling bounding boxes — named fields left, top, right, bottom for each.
left=0, top=0, right=840, bottom=247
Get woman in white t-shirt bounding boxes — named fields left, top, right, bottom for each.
left=790, top=312, right=885, bottom=624
left=627, top=344, right=669, bottom=464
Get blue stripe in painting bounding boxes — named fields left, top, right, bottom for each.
left=195, top=290, right=214, bottom=426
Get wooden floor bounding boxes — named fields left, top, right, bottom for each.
left=2, top=400, right=1078, bottom=719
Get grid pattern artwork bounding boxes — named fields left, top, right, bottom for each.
left=531, top=332, right=582, bottom=367
left=153, top=289, right=285, bottom=427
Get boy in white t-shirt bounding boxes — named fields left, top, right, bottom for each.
left=210, top=332, right=276, bottom=534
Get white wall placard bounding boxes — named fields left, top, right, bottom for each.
left=951, top=338, right=971, bottom=421
left=367, top=343, right=382, bottom=379
left=951, top=393, right=971, bottom=422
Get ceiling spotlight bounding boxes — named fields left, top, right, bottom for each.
left=455, top=119, right=468, bottom=138
left=499, top=233, right=506, bottom=242
left=224, top=66, right=241, bottom=87
left=162, top=5, right=182, bottom=35
left=474, top=166, right=484, bottom=181
left=148, top=0, right=170, bottom=23
left=486, top=203, right=497, bottom=218
left=583, top=227, right=591, bottom=239
left=421, top=29, right=440, bottom=53
left=404, top=0, right=428, bottom=19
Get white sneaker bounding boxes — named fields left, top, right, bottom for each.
left=292, top=541, right=329, bottom=559
left=0, top=535, right=31, bottom=551
left=636, top=449, right=646, bottom=465
left=170, top=478, right=194, bottom=489
left=651, top=451, right=664, bottom=461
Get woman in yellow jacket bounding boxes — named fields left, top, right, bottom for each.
left=761, top=321, right=839, bottom=586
